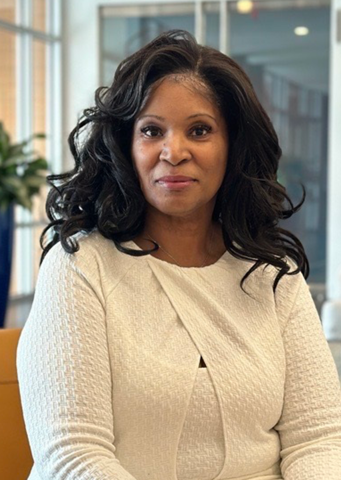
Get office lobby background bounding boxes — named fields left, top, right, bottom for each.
left=0, top=0, right=340, bottom=373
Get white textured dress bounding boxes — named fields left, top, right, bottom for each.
left=17, top=230, right=341, bottom=480
left=176, top=367, right=225, bottom=480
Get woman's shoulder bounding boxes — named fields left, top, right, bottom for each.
left=224, top=248, right=302, bottom=286
left=228, top=253, right=306, bottom=305
left=43, top=229, right=112, bottom=263
left=41, top=229, right=139, bottom=283
left=259, top=257, right=310, bottom=326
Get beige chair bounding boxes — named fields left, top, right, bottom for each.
left=0, top=328, right=33, bottom=480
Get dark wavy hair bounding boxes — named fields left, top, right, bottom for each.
left=41, top=29, right=309, bottom=292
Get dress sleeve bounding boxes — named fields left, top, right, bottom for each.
left=275, top=273, right=341, bottom=479
left=16, top=243, right=138, bottom=480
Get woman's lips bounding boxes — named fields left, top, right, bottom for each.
left=156, top=176, right=196, bottom=190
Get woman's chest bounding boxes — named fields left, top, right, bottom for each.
left=105, top=264, right=285, bottom=429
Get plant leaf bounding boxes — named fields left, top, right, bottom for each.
left=1, top=176, right=23, bottom=190
left=23, top=175, right=46, bottom=188
left=24, top=157, right=48, bottom=171
left=0, top=123, right=48, bottom=211
left=0, top=122, right=11, bottom=162
left=3, top=153, right=31, bottom=167
left=8, top=133, right=46, bottom=154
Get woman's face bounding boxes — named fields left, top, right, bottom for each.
left=131, top=77, right=229, bottom=220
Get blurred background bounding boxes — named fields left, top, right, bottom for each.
left=0, top=0, right=340, bottom=373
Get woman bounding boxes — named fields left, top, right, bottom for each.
left=17, top=30, right=341, bottom=480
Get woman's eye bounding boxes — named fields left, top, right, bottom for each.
left=190, top=125, right=212, bottom=137
left=141, top=126, right=162, bottom=137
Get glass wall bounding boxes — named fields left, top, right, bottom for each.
left=100, top=2, right=221, bottom=85
left=100, top=4, right=195, bottom=86
left=228, top=1, right=330, bottom=284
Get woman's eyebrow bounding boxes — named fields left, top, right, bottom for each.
left=187, top=113, right=218, bottom=124
left=137, top=113, right=218, bottom=123
left=137, top=114, right=165, bottom=122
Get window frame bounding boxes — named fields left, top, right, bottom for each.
left=0, top=0, right=62, bottom=305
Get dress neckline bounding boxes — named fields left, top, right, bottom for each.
left=125, top=240, right=228, bottom=271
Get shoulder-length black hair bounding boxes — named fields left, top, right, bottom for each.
left=41, top=29, right=309, bottom=292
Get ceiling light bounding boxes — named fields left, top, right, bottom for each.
left=294, top=26, right=309, bottom=36
left=236, top=1, right=253, bottom=14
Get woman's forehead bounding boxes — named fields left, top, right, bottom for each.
left=137, top=74, right=220, bottom=118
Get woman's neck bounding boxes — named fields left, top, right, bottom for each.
left=135, top=214, right=225, bottom=268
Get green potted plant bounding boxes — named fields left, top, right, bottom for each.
left=0, top=121, right=48, bottom=327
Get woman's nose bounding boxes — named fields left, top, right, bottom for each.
left=159, top=135, right=192, bottom=165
